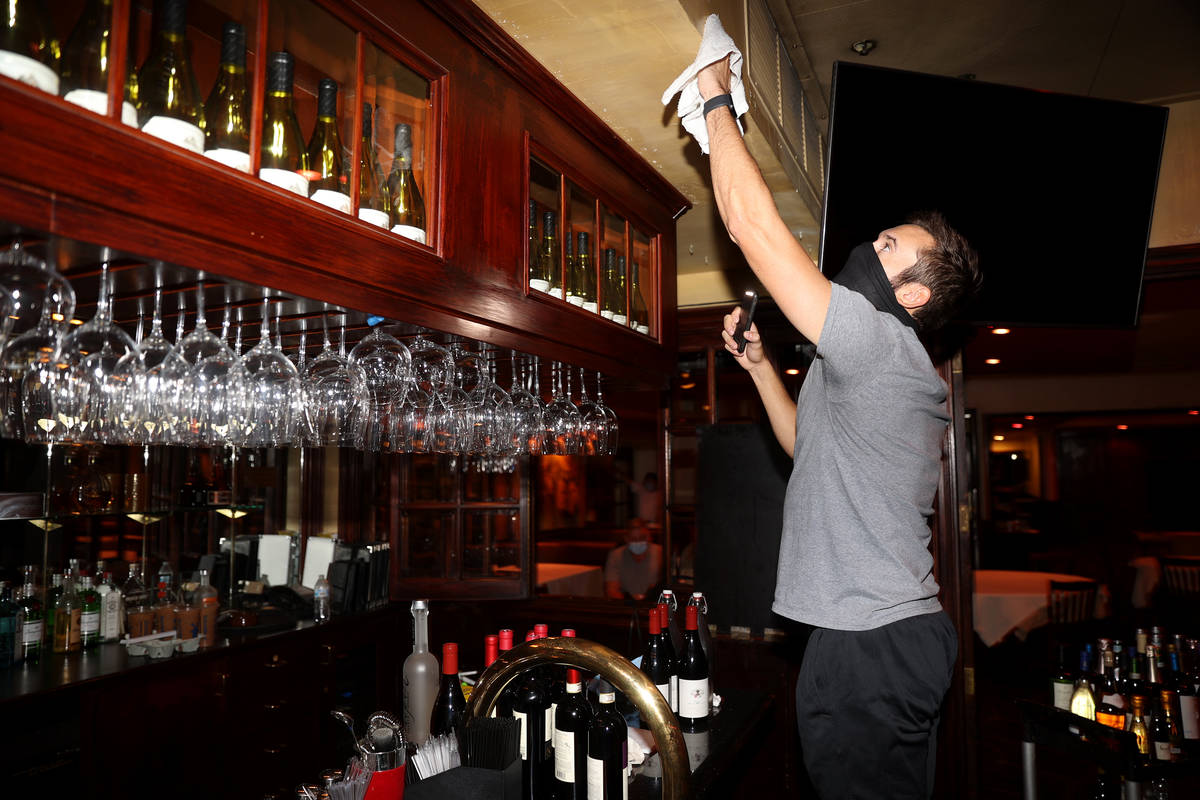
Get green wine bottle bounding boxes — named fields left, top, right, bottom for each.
left=630, top=261, right=649, bottom=334
left=551, top=223, right=569, bottom=300
left=0, top=0, right=59, bottom=94
left=259, top=51, right=311, bottom=196
left=136, top=0, right=204, bottom=153
left=612, top=255, right=629, bottom=325
left=201, top=21, right=249, bottom=172
left=531, top=210, right=556, bottom=293
left=357, top=103, right=390, bottom=228
left=576, top=231, right=597, bottom=313
left=306, top=78, right=350, bottom=213
left=59, top=0, right=138, bottom=126
left=600, top=248, right=618, bottom=320
left=386, top=122, right=426, bottom=243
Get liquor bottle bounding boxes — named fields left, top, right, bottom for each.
left=529, top=210, right=557, bottom=295
left=59, top=0, right=138, bottom=125
left=357, top=103, right=391, bottom=228
left=512, top=644, right=551, bottom=798
left=0, top=0, right=59, bottom=94
left=45, top=571, right=63, bottom=644
left=1146, top=644, right=1163, bottom=687
left=629, top=262, right=649, bottom=334
left=657, top=603, right=679, bottom=713
left=259, top=51, right=311, bottom=197
left=1128, top=694, right=1151, bottom=759
left=575, top=231, right=598, bottom=313
left=0, top=583, right=18, bottom=668
left=496, top=628, right=516, bottom=717
left=1151, top=688, right=1182, bottom=762
left=687, top=593, right=715, bottom=691
left=678, top=604, right=711, bottom=730
left=153, top=581, right=173, bottom=634
left=403, top=599, right=439, bottom=745
left=586, top=682, right=628, bottom=800
left=641, top=607, right=671, bottom=709
left=18, top=566, right=42, bottom=664
left=657, top=589, right=683, bottom=654
left=195, top=568, right=218, bottom=647
left=78, top=575, right=101, bottom=649
left=550, top=225, right=569, bottom=300
left=53, top=569, right=81, bottom=654
left=99, top=570, right=122, bottom=641
left=306, top=78, right=350, bottom=213
left=201, top=21, right=250, bottom=172
left=386, top=123, right=426, bottom=243
left=136, top=0, right=204, bottom=153
left=599, top=248, right=618, bottom=320
left=313, top=574, right=331, bottom=622
left=554, top=664, right=593, bottom=800
left=430, top=642, right=467, bottom=738
left=611, top=256, right=628, bottom=326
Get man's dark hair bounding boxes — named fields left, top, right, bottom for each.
left=893, top=210, right=982, bottom=331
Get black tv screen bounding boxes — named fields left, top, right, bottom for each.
left=819, top=61, right=1168, bottom=328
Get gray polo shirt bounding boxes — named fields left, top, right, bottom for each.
left=772, top=283, right=948, bottom=630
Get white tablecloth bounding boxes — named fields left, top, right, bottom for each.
left=536, top=562, right=604, bottom=596
left=973, top=569, right=1109, bottom=647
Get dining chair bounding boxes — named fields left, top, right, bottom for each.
left=1160, top=557, right=1200, bottom=599
left=1046, top=580, right=1099, bottom=625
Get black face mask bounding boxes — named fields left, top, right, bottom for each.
left=831, top=242, right=918, bottom=330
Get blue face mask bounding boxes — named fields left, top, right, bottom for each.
left=628, top=541, right=649, bottom=555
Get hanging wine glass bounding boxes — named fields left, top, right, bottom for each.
left=509, top=351, right=543, bottom=456
left=596, top=371, right=619, bottom=455
left=470, top=345, right=514, bottom=457
left=108, top=297, right=148, bottom=444
left=576, top=366, right=608, bottom=456
left=129, top=277, right=190, bottom=445
left=543, top=361, right=580, bottom=455
left=177, top=276, right=244, bottom=447
left=302, top=311, right=368, bottom=449
left=349, top=322, right=412, bottom=452
left=241, top=293, right=300, bottom=448
left=56, top=260, right=141, bottom=444
left=405, top=333, right=454, bottom=454
left=286, top=315, right=315, bottom=446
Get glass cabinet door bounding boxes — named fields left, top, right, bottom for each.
left=600, top=206, right=627, bottom=325
left=528, top=158, right=562, bottom=297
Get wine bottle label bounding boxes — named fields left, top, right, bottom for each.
left=310, top=189, right=352, bottom=214
left=514, top=710, right=528, bottom=759
left=81, top=610, right=100, bottom=635
left=553, top=728, right=575, bottom=782
left=545, top=707, right=553, bottom=742
left=0, top=51, right=59, bottom=95
left=1153, top=741, right=1173, bottom=761
left=21, top=619, right=42, bottom=645
left=141, top=116, right=205, bottom=154
left=204, top=147, right=251, bottom=173
left=600, top=310, right=614, bottom=320
left=63, top=89, right=138, bottom=127
left=566, top=294, right=584, bottom=307
left=586, top=755, right=604, bottom=799
left=529, top=279, right=551, bottom=293
left=1051, top=680, right=1073, bottom=711
left=613, top=313, right=628, bottom=325
left=670, top=675, right=679, bottom=713
left=637, top=324, right=650, bottom=335
left=679, top=677, right=709, bottom=719
left=391, top=224, right=427, bottom=244
left=656, top=683, right=670, bottom=705
left=583, top=301, right=599, bottom=314
left=683, top=729, right=710, bottom=771
left=549, top=287, right=564, bottom=300
left=358, top=208, right=390, bottom=228
left=259, top=167, right=309, bottom=197
left=1180, top=695, right=1200, bottom=739
left=1100, top=691, right=1125, bottom=709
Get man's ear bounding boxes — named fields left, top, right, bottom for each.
left=896, top=282, right=931, bottom=311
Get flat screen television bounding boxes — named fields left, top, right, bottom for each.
left=819, top=61, right=1169, bottom=328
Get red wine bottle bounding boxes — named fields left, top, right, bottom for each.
left=513, top=637, right=551, bottom=799
left=641, top=607, right=671, bottom=709
left=554, top=666, right=593, bottom=800
left=550, top=628, right=576, bottom=732
left=678, top=605, right=710, bottom=730
left=484, top=633, right=499, bottom=668
left=657, top=603, right=679, bottom=713
left=586, top=682, right=628, bottom=799
left=497, top=628, right=516, bottom=717
left=430, top=642, right=466, bottom=738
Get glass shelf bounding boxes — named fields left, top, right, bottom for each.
left=1, top=504, right=265, bottom=525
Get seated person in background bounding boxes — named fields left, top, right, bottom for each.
left=605, top=518, right=663, bottom=600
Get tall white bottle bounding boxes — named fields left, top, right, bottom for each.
left=403, top=599, right=440, bottom=746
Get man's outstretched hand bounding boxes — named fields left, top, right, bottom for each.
left=698, top=55, right=732, bottom=102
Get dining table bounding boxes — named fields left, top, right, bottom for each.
left=973, top=569, right=1110, bottom=647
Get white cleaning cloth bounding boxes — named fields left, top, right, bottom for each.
left=661, top=14, right=748, bottom=154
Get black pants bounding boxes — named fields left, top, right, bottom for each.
left=794, top=611, right=957, bottom=800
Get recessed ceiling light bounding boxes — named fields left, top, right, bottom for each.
left=1011, top=423, right=1023, bottom=429
left=1116, top=424, right=1129, bottom=431
left=851, top=39, right=876, bottom=56
left=785, top=368, right=800, bottom=375
left=992, top=328, right=1010, bottom=335
left=985, top=358, right=1001, bottom=365
left=679, top=382, right=696, bottom=390
left=1024, top=415, right=1035, bottom=420
left=993, top=435, right=1005, bottom=441
left=1189, top=410, right=1199, bottom=416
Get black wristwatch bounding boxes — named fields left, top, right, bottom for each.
left=702, top=93, right=735, bottom=119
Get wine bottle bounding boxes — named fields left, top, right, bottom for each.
left=550, top=225, right=569, bottom=300
left=0, top=583, right=18, bottom=668
left=496, top=627, right=516, bottom=717
left=194, top=567, right=218, bottom=648
left=136, top=0, right=204, bottom=153
left=357, top=103, right=390, bottom=228
left=575, top=231, right=597, bottom=313
left=687, top=592, right=714, bottom=691
left=629, top=262, right=649, bottom=334
left=599, top=248, right=618, bottom=320
left=641, top=607, right=671, bottom=708
left=0, top=0, right=59, bottom=94
left=1151, top=688, right=1182, bottom=761
left=527, top=199, right=538, bottom=283
left=17, top=566, right=42, bottom=664
left=586, top=683, right=627, bottom=800
left=531, top=210, right=557, bottom=294
left=386, top=122, right=426, bottom=243
left=99, top=570, right=122, bottom=642
left=201, top=21, right=249, bottom=172
left=554, top=665, right=593, bottom=800
left=430, top=641, right=467, bottom=738
left=565, top=228, right=584, bottom=307
left=53, top=569, right=80, bottom=654
left=1170, top=644, right=1200, bottom=739
left=512, top=645, right=551, bottom=798
left=306, top=78, right=350, bottom=213
left=549, top=627, right=577, bottom=735
left=657, top=589, right=683, bottom=655
left=1128, top=694, right=1151, bottom=759
left=59, top=0, right=137, bottom=126
left=678, top=604, right=710, bottom=729
left=1050, top=644, right=1074, bottom=711
left=78, top=574, right=101, bottom=649
left=657, top=602, right=678, bottom=713
left=259, top=51, right=311, bottom=197
left=403, top=599, right=439, bottom=746
left=612, top=256, right=628, bottom=326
